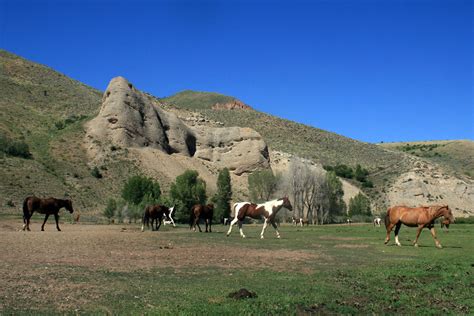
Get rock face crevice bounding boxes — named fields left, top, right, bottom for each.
left=86, top=77, right=269, bottom=175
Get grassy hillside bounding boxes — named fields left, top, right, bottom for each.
left=380, top=140, right=474, bottom=179
left=0, top=50, right=138, bottom=214
left=163, top=90, right=236, bottom=110
left=164, top=91, right=407, bottom=172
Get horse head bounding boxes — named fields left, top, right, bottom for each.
left=281, top=196, right=293, bottom=211
left=440, top=205, right=455, bottom=224
left=65, top=199, right=74, bottom=214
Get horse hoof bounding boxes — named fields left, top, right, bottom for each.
left=436, top=245, right=443, bottom=249
left=277, top=235, right=281, bottom=239
left=414, top=244, right=418, bottom=247
left=260, top=236, right=264, bottom=239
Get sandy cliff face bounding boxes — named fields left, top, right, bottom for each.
left=386, top=158, right=474, bottom=216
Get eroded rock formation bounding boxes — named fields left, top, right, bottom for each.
left=85, top=77, right=269, bottom=175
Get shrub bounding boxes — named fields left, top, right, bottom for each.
left=1, top=134, right=32, bottom=159
left=91, top=166, right=102, bottom=179
left=103, top=198, right=116, bottom=223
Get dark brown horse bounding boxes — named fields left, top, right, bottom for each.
left=141, top=205, right=174, bottom=232
left=22, top=196, right=74, bottom=231
left=227, top=197, right=292, bottom=239
left=190, top=204, right=214, bottom=232
left=384, top=205, right=454, bottom=248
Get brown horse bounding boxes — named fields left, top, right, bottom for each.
left=190, top=204, right=214, bottom=232
left=384, top=205, right=454, bottom=248
left=22, top=196, right=74, bottom=231
left=141, top=205, right=174, bottom=232
left=227, top=197, right=292, bottom=239
left=441, top=218, right=450, bottom=232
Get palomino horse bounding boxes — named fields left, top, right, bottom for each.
left=190, top=204, right=214, bottom=232
left=141, top=205, right=174, bottom=231
left=227, top=197, right=292, bottom=239
left=22, top=196, right=74, bottom=231
left=384, top=205, right=454, bottom=248
left=373, top=217, right=382, bottom=227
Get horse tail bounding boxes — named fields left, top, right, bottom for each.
left=22, top=197, right=29, bottom=223
left=384, top=208, right=391, bottom=228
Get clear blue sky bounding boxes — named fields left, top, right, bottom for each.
left=1, top=0, right=472, bottom=143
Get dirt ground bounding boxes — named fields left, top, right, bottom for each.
left=0, top=219, right=320, bottom=273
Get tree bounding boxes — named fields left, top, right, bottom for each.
left=248, top=170, right=279, bottom=202
left=354, top=164, right=369, bottom=182
left=122, top=175, right=161, bottom=206
left=325, top=171, right=346, bottom=221
left=213, top=168, right=232, bottom=222
left=281, top=159, right=329, bottom=224
left=103, top=198, right=116, bottom=223
left=349, top=193, right=372, bottom=217
left=170, top=170, right=207, bottom=222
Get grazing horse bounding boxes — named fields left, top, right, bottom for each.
left=190, top=204, right=214, bottom=232
left=292, top=216, right=303, bottom=227
left=384, top=205, right=454, bottom=248
left=373, top=217, right=382, bottom=227
left=227, top=197, right=292, bottom=239
left=141, top=205, right=174, bottom=232
left=22, top=196, right=74, bottom=231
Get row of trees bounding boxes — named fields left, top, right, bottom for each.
left=103, top=169, right=233, bottom=224
left=104, top=160, right=372, bottom=224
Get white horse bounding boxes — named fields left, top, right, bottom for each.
left=163, top=206, right=176, bottom=227
left=226, top=197, right=293, bottom=239
left=292, top=216, right=303, bottom=227
left=373, top=217, right=381, bottom=227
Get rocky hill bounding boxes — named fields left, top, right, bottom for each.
left=1, top=50, right=472, bottom=217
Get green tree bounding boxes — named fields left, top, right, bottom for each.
left=103, top=198, right=116, bottom=223
left=349, top=193, right=372, bottom=216
left=170, top=170, right=207, bottom=222
left=248, top=170, right=279, bottom=202
left=326, top=171, right=346, bottom=219
left=213, top=168, right=232, bottom=221
left=122, top=175, right=161, bottom=206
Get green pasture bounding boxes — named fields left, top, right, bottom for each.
left=1, top=223, right=473, bottom=315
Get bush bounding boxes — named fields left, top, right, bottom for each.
left=103, top=198, right=116, bottom=223
left=91, top=166, right=102, bottom=179
left=0, top=134, right=32, bottom=159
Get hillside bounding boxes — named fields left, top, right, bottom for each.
left=1, top=50, right=472, bottom=217
left=379, top=140, right=474, bottom=180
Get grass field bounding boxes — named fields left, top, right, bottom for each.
left=0, top=216, right=472, bottom=315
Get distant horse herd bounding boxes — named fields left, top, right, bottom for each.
left=20, top=195, right=455, bottom=247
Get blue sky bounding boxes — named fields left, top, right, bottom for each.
left=1, top=0, right=472, bottom=142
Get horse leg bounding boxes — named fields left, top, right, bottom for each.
left=41, top=214, right=50, bottom=231
left=384, top=223, right=395, bottom=244
left=394, top=223, right=402, bottom=246
left=196, top=219, right=202, bottom=232
left=54, top=213, right=61, bottom=231
left=205, top=219, right=209, bottom=233
left=238, top=220, right=246, bottom=238
left=260, top=219, right=270, bottom=239
left=271, top=220, right=281, bottom=239
left=226, top=217, right=239, bottom=236
left=430, top=227, right=442, bottom=248
left=413, top=225, right=424, bottom=247
left=156, top=218, right=162, bottom=231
